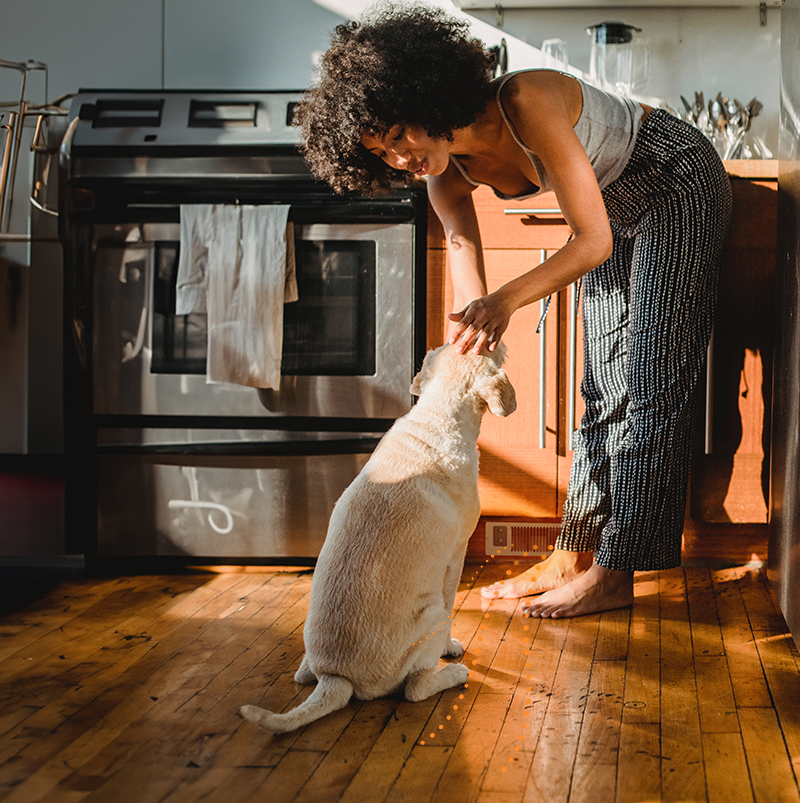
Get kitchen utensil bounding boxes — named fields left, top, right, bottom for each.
left=586, top=21, right=650, bottom=96
left=541, top=38, right=569, bottom=72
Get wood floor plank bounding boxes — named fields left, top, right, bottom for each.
left=622, top=581, right=661, bottom=726
left=424, top=569, right=514, bottom=751
left=711, top=568, right=773, bottom=708
left=703, top=732, right=755, bottom=803
left=0, top=572, right=255, bottom=732
left=1, top=683, right=195, bottom=803
left=153, top=587, right=314, bottom=766
left=289, top=700, right=397, bottom=803
left=480, top=597, right=529, bottom=697
left=616, top=722, right=660, bottom=803
left=246, top=749, right=326, bottom=803
left=339, top=697, right=440, bottom=803
left=479, top=620, right=566, bottom=798
left=0, top=573, right=304, bottom=795
left=659, top=568, right=707, bottom=803
left=386, top=745, right=453, bottom=803
left=737, top=569, right=787, bottom=633
left=191, top=629, right=311, bottom=771
left=571, top=660, right=626, bottom=803
left=687, top=567, right=726, bottom=658
left=472, top=691, right=529, bottom=796
left=0, top=575, right=181, bottom=679
left=476, top=792, right=524, bottom=803
left=162, top=766, right=271, bottom=803
left=695, top=655, right=740, bottom=734
left=81, top=761, right=191, bottom=803
left=0, top=582, right=169, bottom=712
left=739, top=707, right=800, bottom=803
left=594, top=607, right=631, bottom=662
left=0, top=575, right=188, bottom=663
left=522, top=616, right=600, bottom=803
left=569, top=763, right=617, bottom=803
left=574, top=659, right=626, bottom=766
left=751, top=630, right=800, bottom=780
left=430, top=692, right=510, bottom=803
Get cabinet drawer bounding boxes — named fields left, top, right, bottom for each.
left=428, top=186, right=572, bottom=251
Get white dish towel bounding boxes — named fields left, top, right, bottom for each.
left=176, top=204, right=297, bottom=389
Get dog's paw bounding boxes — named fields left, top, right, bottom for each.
left=443, top=637, right=465, bottom=658
left=452, top=663, right=470, bottom=685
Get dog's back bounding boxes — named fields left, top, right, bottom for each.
left=240, top=345, right=516, bottom=732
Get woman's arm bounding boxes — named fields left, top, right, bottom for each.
left=449, top=71, right=614, bottom=354
left=427, top=162, right=488, bottom=342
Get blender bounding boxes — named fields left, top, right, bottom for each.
left=586, top=22, right=650, bottom=97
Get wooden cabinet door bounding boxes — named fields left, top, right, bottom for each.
left=478, top=248, right=561, bottom=518
left=427, top=187, right=575, bottom=520
left=689, top=176, right=777, bottom=525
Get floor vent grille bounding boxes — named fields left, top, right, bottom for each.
left=485, top=521, right=562, bottom=557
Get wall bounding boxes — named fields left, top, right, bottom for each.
left=469, top=4, right=780, bottom=156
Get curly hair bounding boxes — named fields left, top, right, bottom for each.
left=294, top=2, right=495, bottom=195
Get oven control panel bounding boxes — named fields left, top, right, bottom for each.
left=66, top=89, right=305, bottom=149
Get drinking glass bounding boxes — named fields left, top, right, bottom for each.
left=541, top=38, right=569, bottom=72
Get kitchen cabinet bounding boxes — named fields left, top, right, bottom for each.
left=427, top=188, right=578, bottom=559
left=427, top=160, right=777, bottom=564
left=683, top=161, right=778, bottom=562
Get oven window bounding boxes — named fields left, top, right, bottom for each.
left=151, top=238, right=377, bottom=377
left=283, top=239, right=376, bottom=375
left=151, top=242, right=207, bottom=374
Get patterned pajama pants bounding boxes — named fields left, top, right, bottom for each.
left=556, top=110, right=733, bottom=571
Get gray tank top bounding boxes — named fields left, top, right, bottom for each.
left=449, top=70, right=644, bottom=199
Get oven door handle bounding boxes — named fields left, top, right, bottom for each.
left=96, top=437, right=383, bottom=457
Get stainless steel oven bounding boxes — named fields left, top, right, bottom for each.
left=59, top=89, right=427, bottom=568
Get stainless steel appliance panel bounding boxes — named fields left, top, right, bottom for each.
left=768, top=0, right=800, bottom=652
left=91, top=220, right=416, bottom=419
left=61, top=89, right=426, bottom=565
left=96, top=450, right=372, bottom=558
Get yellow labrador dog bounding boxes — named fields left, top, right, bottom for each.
left=239, top=344, right=515, bottom=733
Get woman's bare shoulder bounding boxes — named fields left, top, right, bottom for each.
left=496, top=70, right=581, bottom=125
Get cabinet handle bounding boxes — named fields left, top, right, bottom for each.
left=568, top=282, right=578, bottom=451
left=705, top=325, right=714, bottom=454
left=539, top=256, right=548, bottom=448
left=504, top=208, right=562, bottom=215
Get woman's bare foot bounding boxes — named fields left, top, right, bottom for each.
left=480, top=550, right=594, bottom=600
left=521, top=563, right=634, bottom=619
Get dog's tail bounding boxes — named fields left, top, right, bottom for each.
left=239, top=674, right=354, bottom=734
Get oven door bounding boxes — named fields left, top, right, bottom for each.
left=95, top=429, right=380, bottom=560
left=91, top=216, right=419, bottom=420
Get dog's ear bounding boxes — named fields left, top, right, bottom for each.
left=410, top=352, right=433, bottom=396
left=475, top=369, right=517, bottom=416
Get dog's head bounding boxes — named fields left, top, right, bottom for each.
left=410, top=344, right=516, bottom=417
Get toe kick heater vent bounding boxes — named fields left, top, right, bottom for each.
left=485, top=521, right=562, bottom=557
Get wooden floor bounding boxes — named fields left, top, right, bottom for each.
left=1, top=562, right=799, bottom=803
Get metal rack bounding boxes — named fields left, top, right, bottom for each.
left=0, top=58, right=69, bottom=243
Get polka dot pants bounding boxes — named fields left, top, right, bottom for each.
left=556, top=110, right=733, bottom=572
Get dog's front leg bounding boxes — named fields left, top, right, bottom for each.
left=441, top=560, right=466, bottom=658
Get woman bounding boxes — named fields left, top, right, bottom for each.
left=296, top=3, right=732, bottom=618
